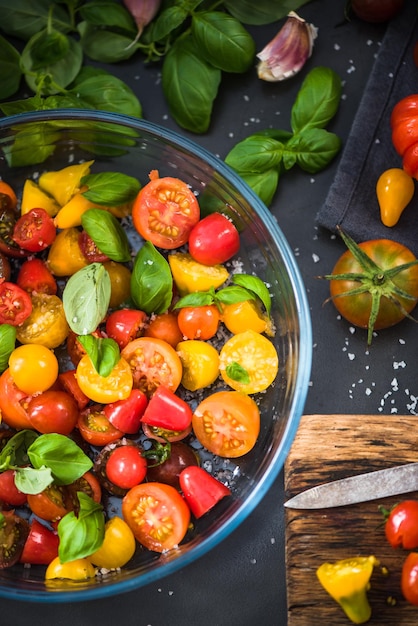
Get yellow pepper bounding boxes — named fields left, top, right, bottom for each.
left=54, top=188, right=102, bottom=229
left=38, top=160, right=94, bottom=207
left=21, top=179, right=60, bottom=217
left=316, top=556, right=379, bottom=624
left=45, top=556, right=96, bottom=581
left=47, top=227, right=89, bottom=277
left=376, top=167, right=415, bottom=227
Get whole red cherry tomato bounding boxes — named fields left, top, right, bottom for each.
left=0, top=469, right=27, bottom=506
left=385, top=500, right=418, bottom=549
left=19, top=519, right=59, bottom=565
left=188, top=213, right=240, bottom=265
left=351, top=0, right=404, bottom=22
left=105, top=308, right=147, bottom=349
left=16, top=258, right=57, bottom=295
left=132, top=170, right=200, bottom=249
left=27, top=390, right=79, bottom=435
left=0, top=281, right=32, bottom=325
left=13, top=207, right=56, bottom=252
left=105, top=444, right=147, bottom=490
left=402, top=552, right=418, bottom=606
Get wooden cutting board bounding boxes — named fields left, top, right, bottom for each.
left=284, top=414, right=418, bottom=625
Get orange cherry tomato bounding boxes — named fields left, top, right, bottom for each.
left=122, top=482, right=190, bottom=552
left=121, top=337, right=182, bottom=397
left=0, top=181, right=17, bottom=211
left=192, top=390, right=260, bottom=458
left=132, top=170, right=200, bottom=249
left=177, top=304, right=220, bottom=340
left=144, top=311, right=183, bottom=347
left=0, top=369, right=32, bottom=430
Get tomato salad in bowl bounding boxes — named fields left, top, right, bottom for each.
left=0, top=110, right=311, bottom=601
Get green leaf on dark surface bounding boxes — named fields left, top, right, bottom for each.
left=79, top=1, right=136, bottom=32
left=291, top=67, right=342, bottom=134
left=69, top=73, right=142, bottom=117
left=238, top=170, right=279, bottom=207
left=224, top=0, right=311, bottom=25
left=225, top=135, right=283, bottom=174
left=285, top=128, right=341, bottom=173
left=0, top=0, right=72, bottom=41
left=78, top=20, right=138, bottom=62
left=0, top=36, right=22, bottom=100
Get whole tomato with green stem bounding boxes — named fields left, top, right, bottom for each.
left=322, top=228, right=418, bottom=344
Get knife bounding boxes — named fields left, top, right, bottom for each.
left=284, top=462, right=418, bottom=509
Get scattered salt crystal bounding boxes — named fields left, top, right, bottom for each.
left=312, top=253, right=320, bottom=263
left=348, top=353, right=355, bottom=360
left=334, top=43, right=340, bottom=51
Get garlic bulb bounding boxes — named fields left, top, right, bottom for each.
left=257, top=12, right=318, bottom=82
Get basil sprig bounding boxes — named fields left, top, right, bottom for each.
left=225, top=67, right=342, bottom=206
left=81, top=208, right=131, bottom=262
left=0, top=431, right=93, bottom=495
left=77, top=334, right=120, bottom=377
left=63, top=262, right=111, bottom=335
left=0, top=324, right=16, bottom=373
left=58, top=492, right=105, bottom=563
left=131, top=241, right=173, bottom=314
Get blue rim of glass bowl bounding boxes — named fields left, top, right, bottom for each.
left=0, top=109, right=312, bottom=602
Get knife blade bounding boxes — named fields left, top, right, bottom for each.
left=284, top=462, right=418, bottom=509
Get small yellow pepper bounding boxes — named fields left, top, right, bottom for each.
left=21, top=179, right=60, bottom=217
left=38, top=160, right=94, bottom=207
left=376, top=167, right=415, bottom=227
left=316, top=555, right=379, bottom=624
left=47, top=227, right=89, bottom=277
left=54, top=188, right=102, bottom=229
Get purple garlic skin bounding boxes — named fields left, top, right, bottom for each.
left=257, top=11, right=318, bottom=82
left=123, top=0, right=162, bottom=38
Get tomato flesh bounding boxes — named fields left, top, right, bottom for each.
left=13, top=208, right=56, bottom=252
left=0, top=281, right=32, bottom=326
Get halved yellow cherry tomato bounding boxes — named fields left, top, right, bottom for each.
left=219, top=329, right=279, bottom=394
left=168, top=252, right=229, bottom=296
left=103, top=261, right=131, bottom=309
left=21, top=179, right=60, bottom=217
left=192, top=390, right=260, bottom=457
left=47, top=227, right=89, bottom=277
left=39, top=160, right=94, bottom=207
left=76, top=354, right=133, bottom=403
left=16, top=293, right=69, bottom=349
left=9, top=344, right=58, bottom=395
left=87, top=517, right=136, bottom=569
left=45, top=556, right=96, bottom=581
left=176, top=340, right=219, bottom=391
left=221, top=299, right=272, bottom=335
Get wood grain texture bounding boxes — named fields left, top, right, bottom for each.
left=284, top=414, right=418, bottom=625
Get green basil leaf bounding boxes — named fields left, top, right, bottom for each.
left=232, top=274, right=271, bottom=315
left=14, top=466, right=53, bottom=495
left=215, top=285, right=255, bottom=306
left=0, top=36, right=22, bottom=100
left=63, top=263, right=111, bottom=335
left=58, top=492, right=105, bottom=562
left=79, top=1, right=136, bottom=32
left=174, top=291, right=216, bottom=309
left=162, top=34, right=221, bottom=133
left=81, top=173, right=141, bottom=206
left=77, top=335, right=120, bottom=377
left=0, top=0, right=72, bottom=40
left=285, top=128, right=341, bottom=174
left=0, top=430, right=38, bottom=470
left=28, top=433, right=93, bottom=485
left=131, top=242, right=173, bottom=315
left=69, top=73, right=142, bottom=118
left=225, top=362, right=250, bottom=384
left=29, top=29, right=70, bottom=70
left=225, top=135, right=283, bottom=174
left=21, top=32, right=83, bottom=94
left=192, top=12, right=255, bottom=73
left=238, top=169, right=279, bottom=207
left=0, top=324, right=16, bottom=373
left=145, top=6, right=188, bottom=43
left=81, top=208, right=131, bottom=262
left=291, top=67, right=342, bottom=134
left=224, top=0, right=311, bottom=25
left=78, top=20, right=138, bottom=63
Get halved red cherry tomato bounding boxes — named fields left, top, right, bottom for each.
left=0, top=469, right=27, bottom=506
left=0, top=369, right=32, bottom=430
left=141, top=385, right=192, bottom=432
left=27, top=484, right=70, bottom=522
left=0, top=207, right=28, bottom=258
left=105, top=445, right=147, bottom=490
left=188, top=213, right=240, bottom=265
left=105, top=308, right=147, bottom=349
left=57, top=369, right=90, bottom=410
left=142, top=423, right=192, bottom=443
left=27, top=390, right=79, bottom=435
left=19, top=518, right=59, bottom=565
left=13, top=208, right=56, bottom=252
left=177, top=304, right=220, bottom=340
left=16, top=258, right=57, bottom=295
left=385, top=500, right=418, bottom=550
left=143, top=311, right=183, bottom=348
left=0, top=281, right=32, bottom=325
left=192, top=390, right=260, bottom=458
left=122, top=482, right=190, bottom=552
left=0, top=511, right=29, bottom=568
left=402, top=552, right=418, bottom=606
left=132, top=170, right=200, bottom=249
left=179, top=466, right=231, bottom=518
left=104, top=389, right=148, bottom=434
left=77, top=404, right=124, bottom=446
left=67, top=472, right=102, bottom=511
left=78, top=231, right=109, bottom=263
left=121, top=336, right=182, bottom=397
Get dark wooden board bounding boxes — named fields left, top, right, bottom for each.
left=284, top=414, right=418, bottom=625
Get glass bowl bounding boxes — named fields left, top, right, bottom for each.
left=0, top=109, right=312, bottom=602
